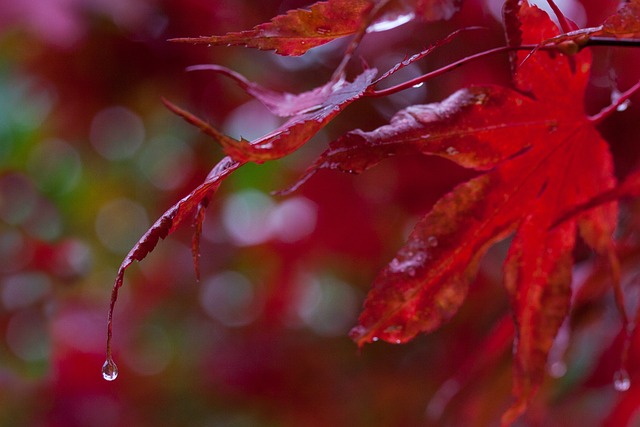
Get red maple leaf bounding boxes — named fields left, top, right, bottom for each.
left=293, top=3, right=620, bottom=422
left=169, top=0, right=461, bottom=56
left=104, top=64, right=378, bottom=368
left=162, top=68, right=376, bottom=163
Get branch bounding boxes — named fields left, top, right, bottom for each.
left=585, top=37, right=640, bottom=48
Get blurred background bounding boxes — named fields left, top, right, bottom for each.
left=1, top=0, right=640, bottom=425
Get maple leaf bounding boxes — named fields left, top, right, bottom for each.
left=293, top=2, right=619, bottom=423
left=169, top=0, right=461, bottom=56
left=106, top=156, right=240, bottom=363
left=163, top=68, right=377, bottom=163
left=103, top=17, right=475, bottom=374
left=105, top=66, right=378, bottom=366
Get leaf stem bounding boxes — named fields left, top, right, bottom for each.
left=371, top=27, right=486, bottom=86
left=589, top=79, right=640, bottom=124
left=366, top=45, right=539, bottom=97
left=368, top=36, right=640, bottom=99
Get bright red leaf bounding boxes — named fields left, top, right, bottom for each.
left=294, top=3, right=621, bottom=423
left=169, top=0, right=461, bottom=56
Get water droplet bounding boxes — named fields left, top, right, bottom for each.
left=614, top=369, right=631, bottom=392
left=427, top=236, right=438, bottom=247
left=395, top=339, right=401, bottom=344
left=445, top=147, right=459, bottom=156
left=372, top=336, right=379, bottom=342
left=412, top=82, right=424, bottom=88
left=617, top=100, right=631, bottom=112
left=389, top=249, right=427, bottom=276
left=612, top=88, right=632, bottom=112
left=207, top=43, right=212, bottom=47
left=102, top=358, right=118, bottom=381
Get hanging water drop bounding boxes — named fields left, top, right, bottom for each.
left=614, top=369, right=631, bottom=392
left=102, top=358, right=119, bottom=381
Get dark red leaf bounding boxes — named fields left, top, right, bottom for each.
left=286, top=85, right=553, bottom=192
left=170, top=0, right=374, bottom=56
left=169, top=0, right=462, bottom=56
left=106, top=156, right=242, bottom=360
left=107, top=67, right=378, bottom=361
left=163, top=68, right=377, bottom=163
left=186, top=64, right=354, bottom=117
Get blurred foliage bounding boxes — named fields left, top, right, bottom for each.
left=1, top=0, right=640, bottom=426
